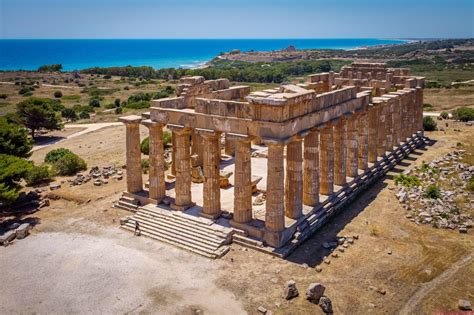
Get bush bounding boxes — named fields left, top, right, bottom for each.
left=61, top=108, right=78, bottom=122
left=0, top=154, right=32, bottom=204
left=114, top=98, right=121, bottom=107
left=53, top=91, right=63, bottom=98
left=468, top=176, right=474, bottom=193
left=422, top=103, right=433, bottom=111
left=53, top=152, right=87, bottom=176
left=424, top=185, right=442, bottom=199
left=141, top=137, right=149, bottom=155
left=122, top=101, right=150, bottom=109
left=45, top=148, right=73, bottom=164
left=440, top=111, right=449, bottom=119
left=452, top=107, right=474, bottom=122
left=25, top=164, right=52, bottom=186
left=19, top=87, right=30, bottom=95
left=0, top=94, right=7, bottom=99
left=89, top=99, right=101, bottom=107
left=79, top=111, right=90, bottom=119
left=163, top=131, right=171, bottom=146
left=394, top=174, right=421, bottom=188
left=423, top=116, right=437, bottom=131
left=115, top=107, right=123, bottom=114
left=141, top=159, right=149, bottom=173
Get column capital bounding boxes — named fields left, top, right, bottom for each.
left=141, top=119, right=164, bottom=129
left=195, top=128, right=221, bottom=139
left=262, top=138, right=288, bottom=147
left=168, top=124, right=192, bottom=135
left=119, top=115, right=142, bottom=125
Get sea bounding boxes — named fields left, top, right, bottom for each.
left=0, top=38, right=406, bottom=71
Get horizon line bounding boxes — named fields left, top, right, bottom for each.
left=0, top=37, right=457, bottom=41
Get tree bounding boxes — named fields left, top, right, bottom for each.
left=61, top=108, right=78, bottom=122
left=54, top=91, right=63, bottom=98
left=89, top=99, right=101, bottom=107
left=16, top=97, right=63, bottom=139
left=0, top=118, right=33, bottom=158
left=38, top=64, right=63, bottom=72
left=114, top=98, right=121, bottom=107
left=79, top=111, right=90, bottom=119
left=0, top=154, right=32, bottom=204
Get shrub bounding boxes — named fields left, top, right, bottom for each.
left=89, top=99, right=101, bottom=107
left=440, top=111, right=449, bottom=119
left=394, top=174, right=421, bottom=188
left=25, top=164, right=52, bottom=186
left=163, top=131, right=171, bottom=146
left=79, top=111, right=90, bottom=119
left=45, top=148, right=73, bottom=164
left=452, top=107, right=474, bottom=122
left=61, top=108, right=78, bottom=122
left=115, top=107, right=123, bottom=114
left=0, top=94, right=7, bottom=99
left=423, top=103, right=433, bottom=111
left=423, top=116, right=437, bottom=131
left=19, top=87, right=30, bottom=95
left=114, top=98, right=121, bottom=107
left=122, top=101, right=150, bottom=109
left=141, top=137, right=149, bottom=155
left=468, top=176, right=474, bottom=193
left=424, top=185, right=442, bottom=199
left=53, top=152, right=87, bottom=176
left=53, top=91, right=63, bottom=98
left=141, top=159, right=149, bottom=173
left=0, top=154, right=32, bottom=204
left=123, top=86, right=130, bottom=90
left=103, top=75, right=112, bottom=79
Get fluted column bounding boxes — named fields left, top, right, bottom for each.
left=385, top=101, right=394, bottom=150
left=119, top=115, right=143, bottom=194
left=142, top=120, right=166, bottom=201
left=334, top=118, right=347, bottom=186
left=357, top=111, right=369, bottom=170
left=346, top=114, right=359, bottom=178
left=171, top=134, right=177, bottom=175
left=285, top=138, right=303, bottom=219
left=416, top=87, right=424, bottom=136
left=265, top=142, right=285, bottom=233
left=170, top=127, right=193, bottom=211
left=376, top=104, right=387, bottom=157
left=401, top=94, right=409, bottom=141
left=320, top=124, right=334, bottom=195
left=392, top=97, right=401, bottom=146
left=201, top=131, right=221, bottom=218
left=303, top=129, right=319, bottom=206
left=368, top=104, right=378, bottom=163
left=233, top=137, right=252, bottom=224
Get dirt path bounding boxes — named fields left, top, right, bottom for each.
left=399, top=255, right=473, bottom=315
left=32, top=122, right=122, bottom=151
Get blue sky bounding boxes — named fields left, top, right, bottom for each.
left=0, top=0, right=473, bottom=39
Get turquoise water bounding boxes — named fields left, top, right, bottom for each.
left=0, top=39, right=405, bottom=71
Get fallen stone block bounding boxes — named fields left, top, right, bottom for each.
left=0, top=230, right=16, bottom=245
left=282, top=280, right=298, bottom=300
left=16, top=223, right=31, bottom=239
left=306, top=283, right=325, bottom=303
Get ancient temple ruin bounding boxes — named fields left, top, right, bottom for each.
left=117, top=62, right=425, bottom=258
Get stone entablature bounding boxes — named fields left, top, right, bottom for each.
left=119, top=63, right=426, bottom=250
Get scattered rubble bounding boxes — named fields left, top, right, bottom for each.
left=394, top=150, right=473, bottom=232
left=282, top=280, right=299, bottom=300
left=319, top=296, right=333, bottom=313
left=459, top=299, right=472, bottom=311
left=305, top=283, right=325, bottom=303
left=69, top=165, right=123, bottom=187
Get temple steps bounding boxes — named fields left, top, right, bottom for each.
left=114, top=196, right=139, bottom=212
left=121, top=206, right=232, bottom=259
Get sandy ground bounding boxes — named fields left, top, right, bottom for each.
left=1, top=121, right=473, bottom=314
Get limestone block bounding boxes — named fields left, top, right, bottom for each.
left=191, top=166, right=205, bottom=183
left=219, top=171, right=233, bottom=188
left=0, top=230, right=16, bottom=245
left=15, top=223, right=31, bottom=239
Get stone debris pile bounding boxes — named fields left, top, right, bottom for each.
left=68, top=165, right=123, bottom=187
left=394, top=150, right=473, bottom=233
left=0, top=222, right=31, bottom=246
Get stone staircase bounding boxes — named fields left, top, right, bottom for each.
left=114, top=195, right=140, bottom=212
left=121, top=205, right=232, bottom=259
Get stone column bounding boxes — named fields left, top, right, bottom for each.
left=119, top=115, right=143, bottom=194
left=201, top=131, right=221, bottom=218
left=171, top=133, right=177, bottom=175
left=376, top=104, right=387, bottom=157
left=401, top=94, right=409, bottom=141
left=170, top=127, right=193, bottom=211
left=334, top=118, right=347, bottom=186
left=303, top=129, right=319, bottom=206
left=233, top=137, right=252, bottom=224
left=368, top=104, right=378, bottom=163
left=142, top=120, right=166, bottom=201
left=191, top=131, right=203, bottom=167
left=416, top=87, right=424, bottom=136
left=357, top=111, right=369, bottom=170
left=265, top=142, right=285, bottom=233
left=392, top=97, right=401, bottom=146
left=319, top=124, right=334, bottom=195
left=346, top=114, right=359, bottom=178
left=386, top=101, right=394, bottom=150
left=224, top=133, right=236, bottom=156
left=285, top=138, right=303, bottom=219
